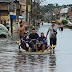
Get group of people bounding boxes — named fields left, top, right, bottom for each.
left=18, top=21, right=48, bottom=52
left=18, top=20, right=65, bottom=52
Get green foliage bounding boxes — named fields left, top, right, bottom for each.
left=40, top=3, right=72, bottom=15
left=62, top=19, right=68, bottom=24
left=40, top=15, right=45, bottom=21
left=40, top=3, right=60, bottom=14
left=41, top=17, right=45, bottom=21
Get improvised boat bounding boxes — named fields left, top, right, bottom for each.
left=17, top=41, right=56, bottom=55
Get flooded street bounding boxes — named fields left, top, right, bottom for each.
left=0, top=23, right=72, bottom=72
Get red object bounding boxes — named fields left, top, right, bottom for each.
left=52, top=21, right=55, bottom=23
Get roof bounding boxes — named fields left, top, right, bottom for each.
left=19, top=2, right=26, bottom=6
left=60, top=8, right=68, bottom=14
left=0, top=0, right=15, bottom=3
left=68, top=12, right=72, bottom=16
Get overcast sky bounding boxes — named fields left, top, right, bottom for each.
left=40, top=0, right=72, bottom=6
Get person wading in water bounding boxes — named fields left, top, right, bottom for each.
left=18, top=21, right=32, bottom=41
left=46, top=21, right=66, bottom=49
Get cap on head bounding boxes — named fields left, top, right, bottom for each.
left=52, top=21, right=55, bottom=23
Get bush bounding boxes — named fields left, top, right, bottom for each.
left=62, top=19, right=68, bottom=25
left=41, top=17, right=45, bottom=21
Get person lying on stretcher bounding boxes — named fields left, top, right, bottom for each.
left=35, top=32, right=48, bottom=52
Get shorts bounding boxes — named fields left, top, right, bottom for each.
left=20, top=36, right=23, bottom=40
left=50, top=38, right=57, bottom=46
left=37, top=44, right=43, bottom=51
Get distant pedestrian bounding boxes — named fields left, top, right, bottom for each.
left=6, top=19, right=10, bottom=31
left=59, top=23, right=63, bottom=31
left=42, top=22, right=43, bottom=25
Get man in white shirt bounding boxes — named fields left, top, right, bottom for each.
left=46, top=21, right=65, bottom=49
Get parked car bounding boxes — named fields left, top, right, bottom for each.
left=0, top=24, right=11, bottom=38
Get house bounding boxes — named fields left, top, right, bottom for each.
left=44, top=11, right=53, bottom=22
left=0, top=0, right=15, bottom=20
left=60, top=8, right=68, bottom=20
left=19, top=0, right=31, bottom=23
left=0, top=0, right=33, bottom=25
left=54, top=8, right=61, bottom=20
left=60, top=7, right=72, bottom=23
left=68, top=7, right=72, bottom=22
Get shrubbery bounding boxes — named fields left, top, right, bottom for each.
left=61, top=19, right=68, bottom=25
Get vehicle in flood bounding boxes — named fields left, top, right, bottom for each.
left=0, top=24, right=11, bottom=38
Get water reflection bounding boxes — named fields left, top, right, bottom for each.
left=49, top=51, right=56, bottom=72
left=0, top=23, right=72, bottom=72
left=15, top=52, right=50, bottom=72
left=14, top=51, right=56, bottom=72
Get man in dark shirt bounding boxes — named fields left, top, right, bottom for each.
left=29, top=28, right=39, bottom=44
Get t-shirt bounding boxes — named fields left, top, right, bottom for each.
left=29, top=33, right=39, bottom=40
left=48, top=25, right=59, bottom=38
left=37, top=37, right=47, bottom=46
left=29, top=33, right=39, bottom=44
left=21, top=36, right=30, bottom=43
left=6, top=21, right=10, bottom=27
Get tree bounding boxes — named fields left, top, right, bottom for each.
left=62, top=19, right=68, bottom=25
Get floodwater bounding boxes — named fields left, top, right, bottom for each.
left=0, top=23, right=72, bottom=72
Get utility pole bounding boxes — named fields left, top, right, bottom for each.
left=31, top=0, right=33, bottom=24
left=15, top=0, right=20, bottom=31
left=11, top=19, right=13, bottom=36
left=16, top=0, right=20, bottom=22
left=34, top=0, right=36, bottom=23
left=26, top=0, right=28, bottom=22
left=36, top=0, right=40, bottom=20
